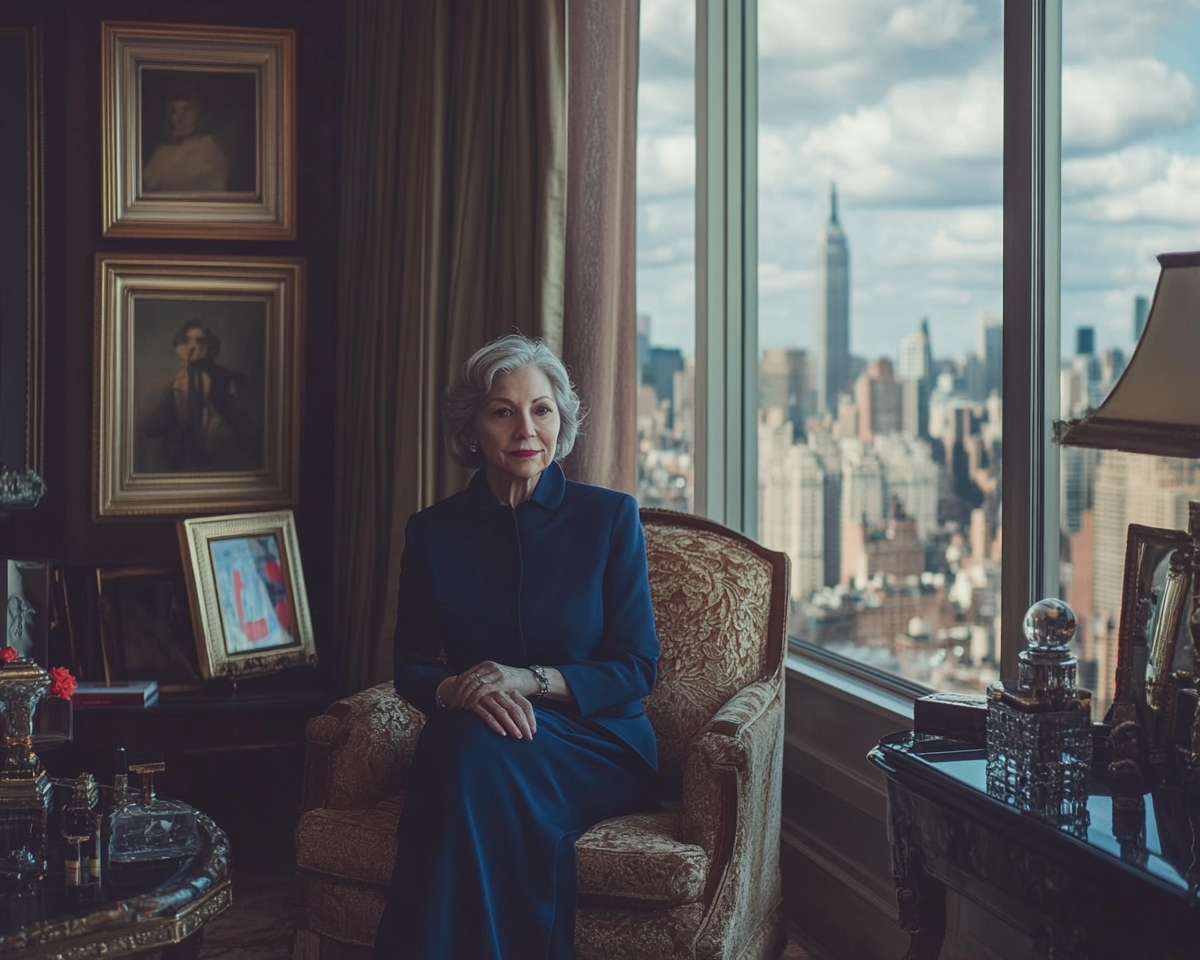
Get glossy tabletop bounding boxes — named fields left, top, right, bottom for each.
left=868, top=730, right=1200, bottom=959
left=0, top=812, right=231, bottom=959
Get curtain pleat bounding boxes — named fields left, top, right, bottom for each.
left=560, top=0, right=640, bottom=495
left=333, top=0, right=566, bottom=694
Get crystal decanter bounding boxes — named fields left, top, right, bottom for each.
left=107, top=759, right=200, bottom=886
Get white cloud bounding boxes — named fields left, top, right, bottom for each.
left=886, top=0, right=979, bottom=47
left=759, top=262, right=810, bottom=294
left=636, top=133, right=695, bottom=197
left=757, top=0, right=998, bottom=121
left=794, top=63, right=1003, bottom=205
left=929, top=209, right=1003, bottom=261
left=1087, top=155, right=1200, bottom=223
left=1064, top=144, right=1200, bottom=223
left=1062, top=59, right=1196, bottom=154
left=638, top=0, right=694, bottom=74
left=1063, top=0, right=1199, bottom=59
left=636, top=78, right=693, bottom=131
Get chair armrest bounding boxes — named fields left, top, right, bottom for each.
left=677, top=678, right=784, bottom=948
left=300, top=682, right=427, bottom=812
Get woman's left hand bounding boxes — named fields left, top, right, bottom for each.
left=446, top=660, right=540, bottom=729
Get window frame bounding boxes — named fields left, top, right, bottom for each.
left=690, top=0, right=1064, bottom=691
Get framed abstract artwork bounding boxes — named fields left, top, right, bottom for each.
left=94, top=254, right=305, bottom=518
left=101, top=21, right=295, bottom=239
left=178, top=510, right=315, bottom=680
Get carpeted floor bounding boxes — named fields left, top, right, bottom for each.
left=196, top=871, right=814, bottom=960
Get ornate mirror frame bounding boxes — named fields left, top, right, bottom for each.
left=1114, top=522, right=1196, bottom=766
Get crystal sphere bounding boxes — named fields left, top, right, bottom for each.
left=1022, top=598, right=1077, bottom=650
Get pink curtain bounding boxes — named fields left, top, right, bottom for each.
left=561, top=0, right=641, bottom=495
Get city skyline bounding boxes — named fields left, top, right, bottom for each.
left=636, top=0, right=1200, bottom=363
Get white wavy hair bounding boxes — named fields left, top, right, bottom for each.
left=443, top=333, right=584, bottom=468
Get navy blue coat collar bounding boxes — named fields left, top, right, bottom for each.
left=466, top=459, right=567, bottom=511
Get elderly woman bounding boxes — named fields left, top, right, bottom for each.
left=373, top=334, right=659, bottom=960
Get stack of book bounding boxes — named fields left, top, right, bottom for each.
left=72, top=680, right=159, bottom=708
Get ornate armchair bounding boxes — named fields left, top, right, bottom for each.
left=293, top=509, right=789, bottom=960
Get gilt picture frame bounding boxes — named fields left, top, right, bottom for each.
left=0, top=26, right=44, bottom=478
left=101, top=21, right=295, bottom=239
left=94, top=254, right=305, bottom=518
left=178, top=510, right=315, bottom=680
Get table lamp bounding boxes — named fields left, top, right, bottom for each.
left=1055, top=251, right=1200, bottom=457
left=1054, top=250, right=1200, bottom=777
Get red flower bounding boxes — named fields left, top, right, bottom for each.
left=49, top=666, right=77, bottom=701
left=0, top=646, right=18, bottom=662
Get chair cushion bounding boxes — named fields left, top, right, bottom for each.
left=296, top=793, right=404, bottom=886
left=642, top=522, right=775, bottom=776
left=576, top=808, right=708, bottom=907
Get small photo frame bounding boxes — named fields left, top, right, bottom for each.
left=95, top=566, right=203, bottom=691
left=6, top=559, right=51, bottom=664
left=101, top=21, right=295, bottom=239
left=94, top=254, right=305, bottom=518
left=178, top=509, right=315, bottom=680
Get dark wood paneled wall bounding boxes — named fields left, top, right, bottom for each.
left=0, top=0, right=344, bottom=671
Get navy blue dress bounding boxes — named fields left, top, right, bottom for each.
left=373, top=462, right=660, bottom=960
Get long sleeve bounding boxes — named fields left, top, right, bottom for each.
left=555, top=495, right=658, bottom=717
left=392, top=513, right=452, bottom=716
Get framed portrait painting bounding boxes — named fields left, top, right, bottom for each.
left=178, top=510, right=315, bottom=680
left=94, top=254, right=305, bottom=518
left=0, top=26, right=44, bottom=481
left=101, top=21, right=295, bottom=239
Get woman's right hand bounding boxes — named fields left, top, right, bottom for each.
left=435, top=673, right=536, bottom=740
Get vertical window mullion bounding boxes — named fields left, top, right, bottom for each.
left=695, top=0, right=757, bottom=533
left=1002, top=0, right=1061, bottom=679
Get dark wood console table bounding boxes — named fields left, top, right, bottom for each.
left=867, top=731, right=1200, bottom=960
left=49, top=682, right=329, bottom=870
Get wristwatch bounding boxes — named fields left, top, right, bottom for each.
left=528, top=664, right=550, bottom=700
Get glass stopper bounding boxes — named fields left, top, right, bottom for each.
left=1022, top=598, right=1077, bottom=651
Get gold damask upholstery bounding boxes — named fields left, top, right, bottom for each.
left=293, top=509, right=789, bottom=960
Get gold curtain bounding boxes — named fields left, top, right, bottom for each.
left=333, top=0, right=567, bottom=694
left=561, top=0, right=640, bottom=495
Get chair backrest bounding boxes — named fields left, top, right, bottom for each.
left=639, top=509, right=788, bottom=777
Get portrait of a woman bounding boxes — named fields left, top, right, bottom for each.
left=372, top=334, right=660, bottom=960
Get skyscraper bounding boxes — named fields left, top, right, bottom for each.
left=979, top=311, right=1003, bottom=398
left=814, top=183, right=850, bottom=414
left=1134, top=295, right=1149, bottom=343
left=898, top=319, right=935, bottom=438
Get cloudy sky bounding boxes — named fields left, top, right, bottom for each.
left=635, top=0, right=1200, bottom=364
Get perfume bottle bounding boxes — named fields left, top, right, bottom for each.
left=107, top=757, right=200, bottom=885
left=60, top=773, right=100, bottom=886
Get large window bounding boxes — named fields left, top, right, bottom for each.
left=635, top=0, right=696, bottom=513
left=635, top=1, right=1133, bottom=702
left=1057, top=0, right=1200, bottom=720
left=755, top=0, right=1004, bottom=692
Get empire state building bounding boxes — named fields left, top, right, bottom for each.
left=814, top=184, right=850, bottom=414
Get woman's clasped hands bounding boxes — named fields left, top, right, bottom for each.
left=437, top=661, right=538, bottom=739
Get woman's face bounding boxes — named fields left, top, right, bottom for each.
left=175, top=327, right=210, bottom=363
left=470, top=365, right=561, bottom=486
left=167, top=99, right=200, bottom=140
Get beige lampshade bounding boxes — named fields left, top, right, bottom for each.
left=1054, top=252, right=1200, bottom=458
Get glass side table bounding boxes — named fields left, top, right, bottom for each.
left=0, top=809, right=231, bottom=960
